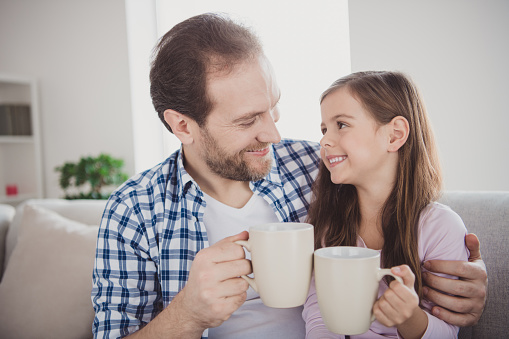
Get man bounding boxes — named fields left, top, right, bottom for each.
left=92, top=13, right=487, bottom=338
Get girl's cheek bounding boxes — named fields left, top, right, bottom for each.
left=320, top=148, right=331, bottom=170
left=320, top=147, right=326, bottom=160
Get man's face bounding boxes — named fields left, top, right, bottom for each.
left=198, top=55, right=282, bottom=182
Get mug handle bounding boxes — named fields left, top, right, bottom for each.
left=371, top=268, right=404, bottom=322
left=234, top=240, right=259, bottom=293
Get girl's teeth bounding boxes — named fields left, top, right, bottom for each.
left=329, top=156, right=346, bottom=164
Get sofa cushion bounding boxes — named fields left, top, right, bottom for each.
left=0, top=204, right=98, bottom=339
left=3, top=198, right=106, bottom=274
left=440, top=191, right=509, bottom=339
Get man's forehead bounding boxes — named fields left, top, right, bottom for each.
left=206, top=57, right=279, bottom=112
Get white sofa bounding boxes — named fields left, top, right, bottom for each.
left=0, top=192, right=507, bottom=338
left=0, top=199, right=106, bottom=339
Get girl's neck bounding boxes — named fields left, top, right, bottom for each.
left=356, top=183, right=393, bottom=250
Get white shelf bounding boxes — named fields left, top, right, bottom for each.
left=0, top=74, right=43, bottom=206
left=0, top=136, right=34, bottom=143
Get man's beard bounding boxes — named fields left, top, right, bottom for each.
left=201, top=128, right=272, bottom=182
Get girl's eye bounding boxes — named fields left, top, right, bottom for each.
left=337, top=122, right=346, bottom=129
left=321, top=127, right=327, bottom=135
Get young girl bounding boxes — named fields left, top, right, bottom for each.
left=302, top=71, right=468, bottom=339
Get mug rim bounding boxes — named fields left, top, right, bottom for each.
left=250, top=222, right=313, bottom=232
left=314, top=246, right=380, bottom=260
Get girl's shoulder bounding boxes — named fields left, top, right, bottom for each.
left=419, top=202, right=467, bottom=233
left=418, top=202, right=469, bottom=260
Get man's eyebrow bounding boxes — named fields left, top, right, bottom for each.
left=231, top=111, right=264, bottom=124
left=232, top=94, right=281, bottom=124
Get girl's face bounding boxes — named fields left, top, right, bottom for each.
left=319, top=87, right=395, bottom=189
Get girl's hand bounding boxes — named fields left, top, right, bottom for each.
left=373, top=265, right=419, bottom=327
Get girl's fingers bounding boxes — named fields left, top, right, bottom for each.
left=391, top=265, right=415, bottom=289
left=374, top=295, right=398, bottom=327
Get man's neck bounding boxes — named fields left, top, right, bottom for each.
left=202, top=179, right=253, bottom=209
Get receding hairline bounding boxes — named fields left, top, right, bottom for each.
left=206, top=52, right=281, bottom=116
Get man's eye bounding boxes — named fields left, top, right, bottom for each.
left=240, top=120, right=256, bottom=127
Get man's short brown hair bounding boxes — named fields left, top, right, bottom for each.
left=150, top=13, right=263, bottom=132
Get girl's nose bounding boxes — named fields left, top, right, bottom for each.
left=320, top=133, right=332, bottom=148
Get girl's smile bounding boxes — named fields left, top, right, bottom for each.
left=325, top=155, right=347, bottom=167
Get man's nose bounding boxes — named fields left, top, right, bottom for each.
left=258, top=112, right=281, bottom=144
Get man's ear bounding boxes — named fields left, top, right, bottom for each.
left=387, top=116, right=409, bottom=152
left=164, top=109, right=195, bottom=145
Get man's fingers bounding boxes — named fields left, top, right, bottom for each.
left=220, top=292, right=248, bottom=320
left=199, top=231, right=249, bottom=263
left=424, top=259, right=479, bottom=279
left=215, top=258, right=252, bottom=282
left=223, top=230, right=250, bottom=243
left=465, top=233, right=482, bottom=261
left=429, top=305, right=479, bottom=327
left=216, top=277, right=250, bottom=298
left=423, top=271, right=479, bottom=297
left=423, top=284, right=473, bottom=312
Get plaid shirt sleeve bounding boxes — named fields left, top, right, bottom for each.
left=92, top=151, right=208, bottom=338
left=92, top=192, right=162, bottom=338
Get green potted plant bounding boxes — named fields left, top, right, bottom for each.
left=55, top=153, right=129, bottom=199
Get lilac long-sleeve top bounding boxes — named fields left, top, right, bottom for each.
left=303, top=202, right=469, bottom=339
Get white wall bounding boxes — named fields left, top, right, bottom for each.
left=125, top=0, right=172, bottom=174
left=349, top=0, right=509, bottom=191
left=0, top=0, right=135, bottom=198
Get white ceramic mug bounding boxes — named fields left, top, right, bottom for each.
left=314, top=246, right=403, bottom=335
left=235, top=222, right=314, bottom=308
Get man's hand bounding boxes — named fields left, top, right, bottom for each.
left=423, top=233, right=488, bottom=327
left=128, top=231, right=251, bottom=339
left=180, top=231, right=251, bottom=331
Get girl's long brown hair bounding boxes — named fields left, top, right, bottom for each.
left=307, top=71, right=442, bottom=298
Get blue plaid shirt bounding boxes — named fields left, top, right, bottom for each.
left=91, top=139, right=320, bottom=338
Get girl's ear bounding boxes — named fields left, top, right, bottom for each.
left=163, top=109, right=196, bottom=145
left=387, top=116, right=409, bottom=152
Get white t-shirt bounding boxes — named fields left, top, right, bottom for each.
left=203, top=192, right=306, bottom=339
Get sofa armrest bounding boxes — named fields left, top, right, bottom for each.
left=0, top=204, right=16, bottom=281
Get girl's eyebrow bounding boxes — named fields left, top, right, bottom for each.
left=321, top=113, right=355, bottom=124
left=320, top=113, right=356, bottom=128
left=332, top=113, right=355, bottom=120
